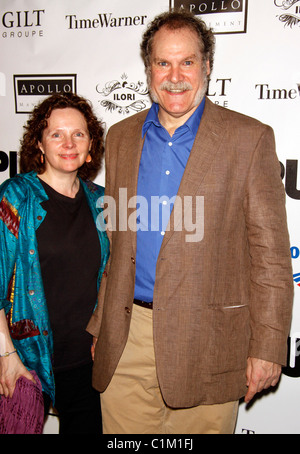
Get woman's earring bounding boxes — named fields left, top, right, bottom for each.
left=41, top=153, right=44, bottom=164
left=86, top=154, right=92, bottom=163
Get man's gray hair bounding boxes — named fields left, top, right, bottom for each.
left=140, top=9, right=215, bottom=73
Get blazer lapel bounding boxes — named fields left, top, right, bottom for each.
left=124, top=111, right=148, bottom=254
left=160, top=98, right=226, bottom=251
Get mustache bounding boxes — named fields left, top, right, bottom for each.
left=159, top=81, right=193, bottom=92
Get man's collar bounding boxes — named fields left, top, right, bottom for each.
left=142, top=103, right=161, bottom=137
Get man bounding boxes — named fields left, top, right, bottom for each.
left=87, top=10, right=293, bottom=434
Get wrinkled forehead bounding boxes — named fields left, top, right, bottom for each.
left=151, top=25, right=205, bottom=60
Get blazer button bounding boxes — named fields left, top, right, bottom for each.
left=125, top=307, right=131, bottom=314
left=37, top=216, right=43, bottom=221
left=131, top=257, right=135, bottom=264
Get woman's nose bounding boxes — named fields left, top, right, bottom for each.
left=62, top=135, right=74, bottom=148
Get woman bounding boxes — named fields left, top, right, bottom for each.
left=0, top=92, right=109, bottom=434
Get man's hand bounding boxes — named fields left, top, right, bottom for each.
left=245, top=357, right=282, bottom=404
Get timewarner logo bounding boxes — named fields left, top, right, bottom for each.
left=170, top=0, right=248, bottom=34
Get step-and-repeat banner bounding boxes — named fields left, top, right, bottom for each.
left=0, top=0, right=299, bottom=434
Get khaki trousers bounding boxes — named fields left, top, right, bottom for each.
left=101, top=303, right=239, bottom=434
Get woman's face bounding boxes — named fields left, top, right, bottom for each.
left=38, top=107, right=91, bottom=177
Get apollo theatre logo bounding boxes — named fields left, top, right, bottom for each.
left=14, top=74, right=77, bottom=114
left=274, top=0, right=300, bottom=27
left=96, top=73, right=150, bottom=115
left=169, top=0, right=248, bottom=34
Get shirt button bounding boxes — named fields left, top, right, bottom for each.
left=37, top=216, right=43, bottom=221
left=165, top=170, right=170, bottom=175
left=29, top=290, right=35, bottom=296
left=29, top=249, right=35, bottom=255
left=168, top=142, right=172, bottom=146
left=161, top=231, right=165, bottom=236
left=162, top=200, right=167, bottom=205
left=43, top=330, right=48, bottom=336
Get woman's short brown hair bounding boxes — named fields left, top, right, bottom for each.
left=140, top=9, right=215, bottom=73
left=19, top=92, right=105, bottom=181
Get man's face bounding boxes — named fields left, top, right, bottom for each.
left=148, top=25, right=210, bottom=124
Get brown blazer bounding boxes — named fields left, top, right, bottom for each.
left=87, top=98, right=293, bottom=407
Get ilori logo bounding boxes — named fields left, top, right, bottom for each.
left=274, top=0, right=300, bottom=28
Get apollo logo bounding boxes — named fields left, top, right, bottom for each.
left=169, top=0, right=248, bottom=34
left=14, top=74, right=77, bottom=114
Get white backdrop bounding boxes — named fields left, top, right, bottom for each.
left=1, top=0, right=300, bottom=434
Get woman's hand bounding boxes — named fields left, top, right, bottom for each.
left=0, top=351, right=35, bottom=398
left=0, top=309, right=35, bottom=398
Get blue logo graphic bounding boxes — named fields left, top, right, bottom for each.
left=293, top=273, right=300, bottom=286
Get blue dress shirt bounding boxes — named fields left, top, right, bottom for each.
left=134, top=99, right=205, bottom=302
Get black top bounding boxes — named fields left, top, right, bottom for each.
left=36, top=179, right=101, bottom=372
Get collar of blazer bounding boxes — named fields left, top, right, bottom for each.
left=123, top=97, right=226, bottom=252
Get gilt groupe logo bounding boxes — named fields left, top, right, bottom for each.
left=13, top=74, right=77, bottom=114
left=96, top=73, right=150, bottom=115
left=1, top=9, right=45, bottom=39
left=274, top=0, right=300, bottom=28
left=169, top=0, right=248, bottom=34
